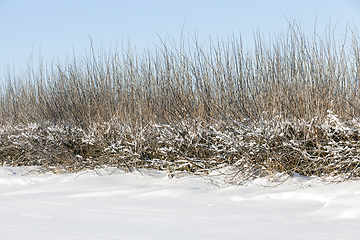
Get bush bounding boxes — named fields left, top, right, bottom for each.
left=1, top=21, right=360, bottom=183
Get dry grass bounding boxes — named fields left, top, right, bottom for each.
left=1, top=21, right=360, bottom=183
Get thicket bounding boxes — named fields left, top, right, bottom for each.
left=1, top=22, right=360, bottom=183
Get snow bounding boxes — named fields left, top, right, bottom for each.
left=0, top=167, right=359, bottom=240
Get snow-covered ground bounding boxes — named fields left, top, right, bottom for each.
left=0, top=167, right=359, bottom=240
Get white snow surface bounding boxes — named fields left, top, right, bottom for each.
left=0, top=167, right=359, bottom=240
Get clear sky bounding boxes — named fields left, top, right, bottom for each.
left=0, top=0, right=360, bottom=82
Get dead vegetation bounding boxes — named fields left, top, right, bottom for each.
left=1, top=21, right=360, bottom=183
left=1, top=112, right=360, bottom=183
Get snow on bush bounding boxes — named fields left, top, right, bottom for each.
left=1, top=112, right=359, bottom=184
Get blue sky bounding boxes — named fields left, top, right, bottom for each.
left=0, top=0, right=359, bottom=82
